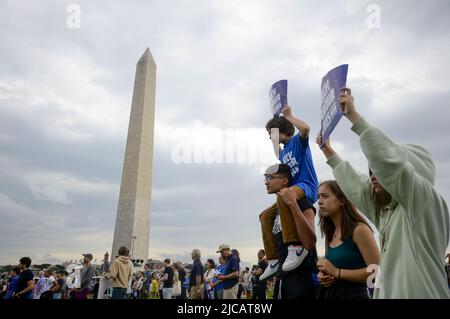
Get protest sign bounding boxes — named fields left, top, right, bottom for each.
left=320, top=64, right=348, bottom=146
left=270, top=80, right=288, bottom=117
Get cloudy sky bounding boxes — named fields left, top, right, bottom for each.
left=0, top=0, right=449, bottom=266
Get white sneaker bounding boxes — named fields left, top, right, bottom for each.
left=282, top=245, right=308, bottom=272
left=259, top=259, right=279, bottom=281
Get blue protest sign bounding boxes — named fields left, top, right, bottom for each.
left=320, top=64, right=348, bottom=146
left=269, top=80, right=288, bottom=117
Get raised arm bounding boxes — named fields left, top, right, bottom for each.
left=339, top=87, right=438, bottom=222
left=316, top=134, right=378, bottom=226
left=282, top=105, right=310, bottom=138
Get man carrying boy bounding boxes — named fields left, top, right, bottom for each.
left=260, top=106, right=319, bottom=280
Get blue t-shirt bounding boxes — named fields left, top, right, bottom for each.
left=14, top=269, right=34, bottom=299
left=143, top=270, right=152, bottom=287
left=222, top=254, right=239, bottom=290
left=212, top=263, right=226, bottom=291
left=280, top=133, right=318, bottom=203
left=4, top=275, right=19, bottom=299
left=189, top=260, right=204, bottom=288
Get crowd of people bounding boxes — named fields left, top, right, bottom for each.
left=0, top=246, right=277, bottom=300
left=2, top=87, right=450, bottom=300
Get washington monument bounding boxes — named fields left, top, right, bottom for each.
left=111, top=48, right=156, bottom=261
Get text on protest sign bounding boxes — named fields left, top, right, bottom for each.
left=270, top=80, right=288, bottom=117
left=320, top=64, right=348, bottom=146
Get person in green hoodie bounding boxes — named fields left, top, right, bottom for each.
left=316, top=87, right=450, bottom=299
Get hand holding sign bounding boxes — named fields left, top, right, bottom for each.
left=338, top=87, right=361, bottom=124
left=316, top=131, right=336, bottom=160
left=281, top=105, right=292, bottom=117
left=338, top=87, right=353, bottom=114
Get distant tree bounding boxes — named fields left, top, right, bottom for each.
left=53, top=265, right=65, bottom=272
left=0, top=265, right=13, bottom=273
left=33, top=264, right=51, bottom=271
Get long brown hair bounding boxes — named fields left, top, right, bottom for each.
left=319, top=180, right=372, bottom=243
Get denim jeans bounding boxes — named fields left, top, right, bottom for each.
left=111, top=287, right=127, bottom=299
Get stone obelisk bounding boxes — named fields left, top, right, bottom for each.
left=112, top=48, right=156, bottom=262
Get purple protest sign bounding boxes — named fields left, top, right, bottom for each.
left=320, top=64, right=348, bottom=146
left=269, top=80, right=288, bottom=117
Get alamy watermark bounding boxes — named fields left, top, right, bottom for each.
left=366, top=4, right=381, bottom=29
left=366, top=264, right=381, bottom=289
left=170, top=121, right=279, bottom=165
left=66, top=4, right=81, bottom=29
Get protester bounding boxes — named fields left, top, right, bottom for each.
left=203, top=259, right=216, bottom=299
left=251, top=265, right=258, bottom=299
left=13, top=257, right=35, bottom=299
left=243, top=267, right=253, bottom=299
left=174, top=262, right=187, bottom=299
left=252, top=250, right=268, bottom=299
left=72, top=253, right=95, bottom=299
left=158, top=273, right=164, bottom=299
left=211, top=256, right=226, bottom=299
left=99, top=254, right=112, bottom=299
left=41, top=269, right=57, bottom=299
left=60, top=272, right=69, bottom=299
left=51, top=273, right=64, bottom=299
left=132, top=272, right=144, bottom=299
left=171, top=264, right=181, bottom=299
left=237, top=272, right=244, bottom=300
left=100, top=252, right=110, bottom=274
left=261, top=105, right=319, bottom=275
left=216, top=244, right=239, bottom=299
left=142, top=263, right=153, bottom=298
left=161, top=258, right=174, bottom=299
left=107, top=247, right=133, bottom=299
left=261, top=164, right=318, bottom=299
left=232, top=250, right=243, bottom=299
left=314, top=180, right=380, bottom=299
left=33, top=271, right=46, bottom=299
left=3, top=267, right=20, bottom=299
left=316, top=87, right=450, bottom=298
left=189, top=249, right=204, bottom=299
left=150, top=274, right=159, bottom=298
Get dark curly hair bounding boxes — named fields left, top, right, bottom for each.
left=19, top=257, right=32, bottom=268
left=265, top=116, right=295, bottom=137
